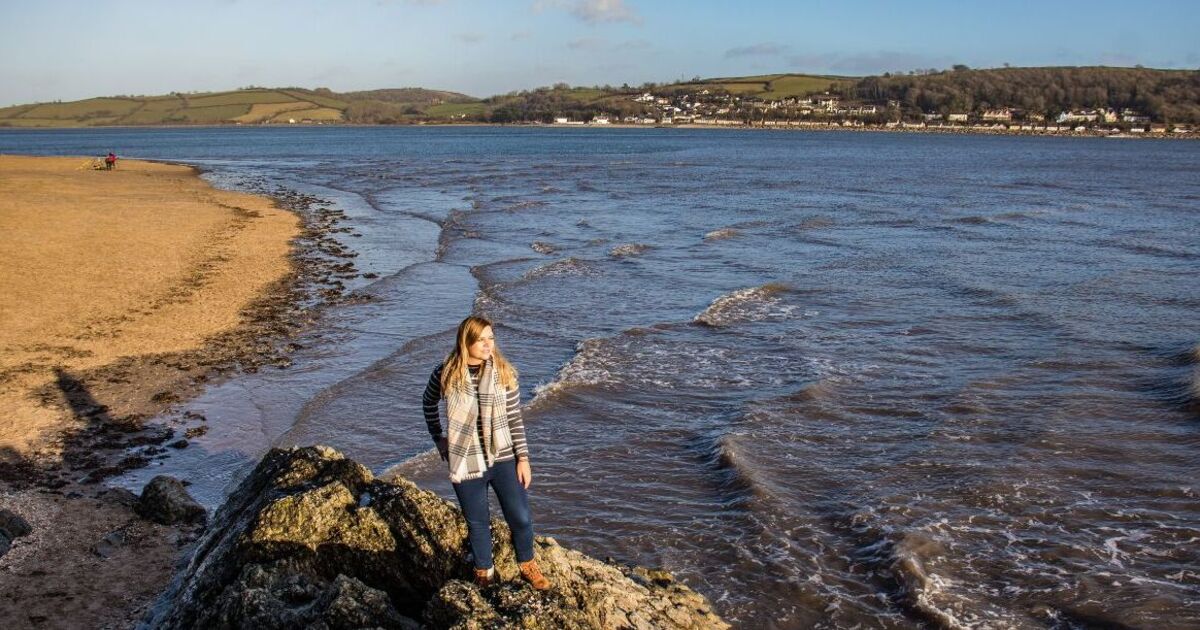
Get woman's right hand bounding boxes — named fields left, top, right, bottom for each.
left=436, top=437, right=449, bottom=461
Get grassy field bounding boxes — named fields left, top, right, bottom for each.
left=184, top=90, right=300, bottom=107
left=234, top=102, right=315, bottom=123
left=0, top=118, right=89, bottom=128
left=172, top=104, right=253, bottom=123
left=278, top=89, right=348, bottom=109
left=18, top=98, right=143, bottom=120
left=268, top=107, right=343, bottom=122
left=139, top=97, right=188, bottom=112
left=0, top=88, right=351, bottom=127
left=424, top=102, right=489, bottom=118
left=676, top=73, right=854, bottom=98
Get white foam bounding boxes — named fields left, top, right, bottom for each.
left=520, top=257, right=595, bottom=281
left=609, top=243, right=651, bottom=258
left=694, top=283, right=796, bottom=327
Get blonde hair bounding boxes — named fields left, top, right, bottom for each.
left=441, top=315, right=518, bottom=394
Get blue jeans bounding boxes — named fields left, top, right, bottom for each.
left=451, top=458, right=535, bottom=569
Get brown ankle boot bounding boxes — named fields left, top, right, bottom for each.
left=473, top=567, right=494, bottom=588
left=518, top=559, right=551, bottom=590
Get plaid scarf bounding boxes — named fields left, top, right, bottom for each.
left=445, top=358, right=513, bottom=483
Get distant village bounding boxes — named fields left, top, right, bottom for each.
left=550, top=90, right=1195, bottom=136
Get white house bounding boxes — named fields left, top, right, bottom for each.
left=847, top=105, right=878, bottom=116
left=1121, top=109, right=1150, bottom=123
left=1058, top=110, right=1099, bottom=123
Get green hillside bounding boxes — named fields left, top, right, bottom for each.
left=0, top=87, right=479, bottom=127
left=673, top=73, right=854, bottom=98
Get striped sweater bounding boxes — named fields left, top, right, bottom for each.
left=422, top=363, right=528, bottom=461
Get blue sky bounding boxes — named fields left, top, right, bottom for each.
left=1, top=0, right=1197, bottom=106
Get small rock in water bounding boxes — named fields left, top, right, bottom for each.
left=136, top=475, right=206, bottom=525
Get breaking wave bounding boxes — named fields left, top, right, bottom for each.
left=529, top=324, right=763, bottom=408
left=703, top=227, right=741, bottom=241
left=609, top=243, right=652, bottom=258
left=694, top=283, right=795, bottom=327
left=1145, top=342, right=1200, bottom=414
left=851, top=524, right=1033, bottom=630
left=528, top=337, right=623, bottom=407
left=503, top=200, right=547, bottom=212
left=708, top=433, right=777, bottom=505
left=782, top=378, right=838, bottom=403
left=888, top=531, right=983, bottom=630
left=520, top=257, right=596, bottom=281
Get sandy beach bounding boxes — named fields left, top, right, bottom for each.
left=0, top=155, right=299, bottom=628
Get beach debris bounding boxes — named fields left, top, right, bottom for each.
left=136, top=475, right=206, bottom=526
left=147, top=445, right=729, bottom=629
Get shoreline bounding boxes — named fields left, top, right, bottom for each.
left=0, top=155, right=361, bottom=628
left=1, top=121, right=1196, bottom=140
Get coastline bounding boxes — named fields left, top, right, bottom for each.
left=0, top=156, right=355, bottom=628
left=2, top=121, right=1196, bottom=140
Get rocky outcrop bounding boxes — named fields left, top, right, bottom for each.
left=145, top=446, right=728, bottom=629
left=137, top=475, right=207, bottom=525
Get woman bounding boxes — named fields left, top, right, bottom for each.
left=422, top=315, right=551, bottom=590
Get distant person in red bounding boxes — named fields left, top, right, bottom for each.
left=104, top=152, right=117, bottom=170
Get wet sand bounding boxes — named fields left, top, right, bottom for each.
left=0, top=155, right=299, bottom=628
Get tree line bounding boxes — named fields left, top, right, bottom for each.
left=845, top=66, right=1200, bottom=122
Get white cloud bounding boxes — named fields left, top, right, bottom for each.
left=534, top=0, right=641, bottom=25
